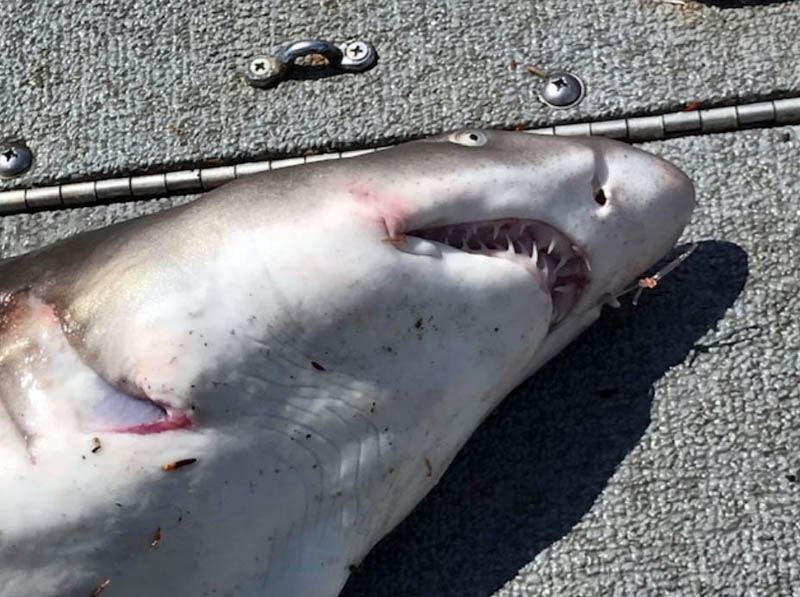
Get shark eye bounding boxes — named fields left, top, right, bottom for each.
left=449, top=130, right=488, bottom=147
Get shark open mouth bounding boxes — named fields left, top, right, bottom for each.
left=406, top=218, right=591, bottom=326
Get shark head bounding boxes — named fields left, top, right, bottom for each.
left=343, top=129, right=696, bottom=375
left=0, top=130, right=694, bottom=596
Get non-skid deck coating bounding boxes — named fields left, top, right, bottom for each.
left=1, top=0, right=799, bottom=189
left=1, top=1, right=799, bottom=595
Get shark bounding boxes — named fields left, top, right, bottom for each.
left=0, top=130, right=694, bottom=596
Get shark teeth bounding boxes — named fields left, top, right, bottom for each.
left=503, top=233, right=515, bottom=257
left=406, top=218, right=591, bottom=327
left=553, top=254, right=569, bottom=275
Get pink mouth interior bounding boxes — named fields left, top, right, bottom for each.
left=111, top=411, right=192, bottom=434
left=90, top=388, right=192, bottom=435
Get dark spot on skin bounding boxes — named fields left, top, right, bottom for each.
left=383, top=346, right=393, bottom=353
left=311, top=361, right=326, bottom=371
left=780, top=131, right=791, bottom=143
left=384, top=427, right=389, bottom=432
left=594, top=189, right=607, bottom=206
left=312, top=464, right=318, bottom=469
left=787, top=474, right=797, bottom=483
left=169, top=356, right=178, bottom=364
left=306, top=433, right=312, bottom=439
left=81, top=455, right=86, bottom=460
left=230, top=329, right=236, bottom=335
left=115, top=503, right=123, bottom=508
left=190, top=384, right=196, bottom=388
left=370, top=402, right=376, bottom=414
left=188, top=331, right=193, bottom=335
left=203, top=342, right=208, bottom=347
left=91, top=437, right=101, bottom=453
left=494, top=327, right=499, bottom=332
left=414, top=318, right=423, bottom=329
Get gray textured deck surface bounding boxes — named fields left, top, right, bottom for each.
left=2, top=0, right=799, bottom=189
left=2, top=1, right=799, bottom=596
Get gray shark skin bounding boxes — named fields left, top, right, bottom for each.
left=0, top=130, right=694, bottom=596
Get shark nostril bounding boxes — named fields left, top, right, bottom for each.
left=594, top=189, right=607, bottom=206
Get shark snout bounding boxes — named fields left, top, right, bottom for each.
left=650, top=150, right=696, bottom=210
left=598, top=141, right=695, bottom=240
left=649, top=153, right=695, bottom=238
left=556, top=138, right=698, bottom=305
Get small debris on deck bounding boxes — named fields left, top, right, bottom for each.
left=161, top=458, right=197, bottom=472
left=89, top=578, right=111, bottom=596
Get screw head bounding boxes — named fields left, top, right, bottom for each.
left=538, top=71, right=585, bottom=109
left=243, top=55, right=286, bottom=88
left=344, top=41, right=368, bottom=61
left=0, top=141, right=33, bottom=178
left=339, top=40, right=377, bottom=71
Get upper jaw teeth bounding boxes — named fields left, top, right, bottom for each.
left=405, top=218, right=592, bottom=327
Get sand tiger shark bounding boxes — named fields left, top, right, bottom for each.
left=0, top=130, right=694, bottom=596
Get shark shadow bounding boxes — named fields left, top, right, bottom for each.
left=341, top=240, right=749, bottom=597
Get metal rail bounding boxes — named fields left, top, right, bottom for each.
left=1, top=96, right=798, bottom=214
